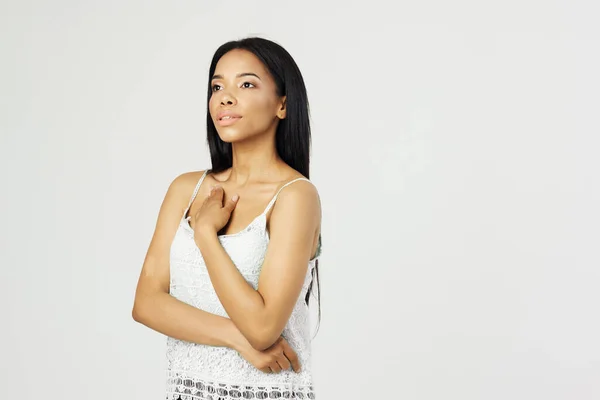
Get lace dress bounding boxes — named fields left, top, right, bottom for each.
left=166, top=170, right=322, bottom=400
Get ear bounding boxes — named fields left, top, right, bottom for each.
left=276, top=96, right=287, bottom=120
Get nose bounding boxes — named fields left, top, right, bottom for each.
left=220, top=90, right=237, bottom=106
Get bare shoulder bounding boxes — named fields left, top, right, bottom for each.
left=157, top=171, right=204, bottom=219
left=273, top=177, right=321, bottom=221
left=268, top=177, right=321, bottom=256
left=168, top=170, right=207, bottom=196
left=280, top=177, right=320, bottom=201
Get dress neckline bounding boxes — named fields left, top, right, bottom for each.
left=180, top=170, right=321, bottom=261
left=181, top=212, right=266, bottom=239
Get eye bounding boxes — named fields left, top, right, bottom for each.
left=241, top=82, right=255, bottom=89
left=211, top=84, right=222, bottom=92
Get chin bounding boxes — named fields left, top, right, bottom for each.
left=216, top=129, right=253, bottom=144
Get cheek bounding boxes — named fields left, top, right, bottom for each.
left=245, top=93, right=278, bottom=117
left=208, top=96, right=218, bottom=118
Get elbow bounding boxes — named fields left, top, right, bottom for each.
left=132, top=305, right=142, bottom=322
left=248, top=339, right=271, bottom=352
left=246, top=325, right=281, bottom=351
left=131, top=297, right=147, bottom=323
left=132, top=284, right=165, bottom=324
left=248, top=337, right=277, bottom=352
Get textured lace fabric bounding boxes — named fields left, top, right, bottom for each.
left=166, top=171, right=322, bottom=400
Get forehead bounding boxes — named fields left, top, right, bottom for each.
left=214, top=49, right=269, bottom=77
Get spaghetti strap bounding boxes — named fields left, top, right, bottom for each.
left=261, top=177, right=312, bottom=216
left=183, top=170, right=209, bottom=219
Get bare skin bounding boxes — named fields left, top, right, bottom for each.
left=132, top=48, right=321, bottom=374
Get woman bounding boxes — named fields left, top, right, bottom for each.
left=132, top=37, right=322, bottom=400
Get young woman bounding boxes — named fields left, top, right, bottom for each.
left=132, top=37, right=322, bottom=400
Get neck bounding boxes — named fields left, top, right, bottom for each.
left=227, top=134, right=284, bottom=185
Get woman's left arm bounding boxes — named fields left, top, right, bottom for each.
left=194, top=182, right=320, bottom=351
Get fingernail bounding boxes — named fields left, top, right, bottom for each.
left=232, top=195, right=239, bottom=201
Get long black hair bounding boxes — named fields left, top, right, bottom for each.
left=205, top=37, right=321, bottom=333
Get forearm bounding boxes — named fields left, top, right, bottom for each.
left=132, top=291, right=250, bottom=351
left=196, top=232, right=272, bottom=345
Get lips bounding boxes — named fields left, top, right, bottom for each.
left=217, top=111, right=242, bottom=121
left=215, top=111, right=242, bottom=127
left=217, top=111, right=242, bottom=126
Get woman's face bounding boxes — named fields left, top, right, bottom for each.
left=209, top=49, right=286, bottom=143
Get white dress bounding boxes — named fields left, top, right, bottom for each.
left=166, top=170, right=322, bottom=400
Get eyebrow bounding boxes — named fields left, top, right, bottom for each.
left=211, top=72, right=261, bottom=81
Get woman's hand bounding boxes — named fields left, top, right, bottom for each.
left=239, top=336, right=301, bottom=374
left=190, top=185, right=239, bottom=237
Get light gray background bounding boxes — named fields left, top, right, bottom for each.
left=1, top=1, right=599, bottom=399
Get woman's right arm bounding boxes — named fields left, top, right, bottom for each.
left=131, top=173, right=248, bottom=350
left=131, top=173, right=302, bottom=373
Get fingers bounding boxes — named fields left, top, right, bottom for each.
left=209, top=186, right=239, bottom=212
left=224, top=193, right=239, bottom=213
left=259, top=364, right=280, bottom=374
left=269, top=363, right=282, bottom=373
left=209, top=185, right=223, bottom=200
left=257, top=352, right=290, bottom=374
left=281, top=339, right=301, bottom=373
left=258, top=358, right=291, bottom=374
left=276, top=354, right=291, bottom=371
